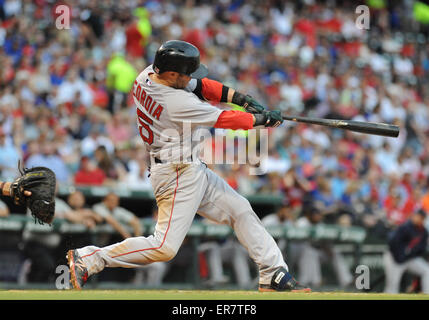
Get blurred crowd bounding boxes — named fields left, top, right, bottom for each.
left=1, top=0, right=429, bottom=243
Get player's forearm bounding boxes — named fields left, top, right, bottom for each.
left=1, top=181, right=32, bottom=198
left=198, top=79, right=255, bottom=110
left=0, top=182, right=12, bottom=197
left=214, top=110, right=254, bottom=130
left=0, top=208, right=9, bottom=217
left=64, top=211, right=85, bottom=224
left=130, top=218, right=143, bottom=236
left=225, top=87, right=235, bottom=103
left=106, top=216, right=131, bottom=238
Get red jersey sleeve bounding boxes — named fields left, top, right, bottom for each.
left=192, top=78, right=229, bottom=103
left=201, top=78, right=223, bottom=102
left=214, top=110, right=254, bottom=130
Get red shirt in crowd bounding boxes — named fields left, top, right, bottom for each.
left=383, top=193, right=417, bottom=226
left=74, top=168, right=106, bottom=185
left=74, top=158, right=106, bottom=185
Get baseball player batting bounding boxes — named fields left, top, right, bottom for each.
left=67, top=40, right=311, bottom=292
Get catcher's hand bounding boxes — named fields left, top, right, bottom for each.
left=11, top=166, right=56, bottom=225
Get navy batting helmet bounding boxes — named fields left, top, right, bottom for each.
left=153, top=40, right=208, bottom=79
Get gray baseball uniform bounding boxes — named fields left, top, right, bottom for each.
left=76, top=65, right=288, bottom=285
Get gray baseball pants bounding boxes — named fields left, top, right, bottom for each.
left=383, top=251, right=429, bottom=294
left=76, top=160, right=287, bottom=285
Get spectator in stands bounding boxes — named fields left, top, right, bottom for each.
left=383, top=185, right=408, bottom=227
left=64, top=189, right=104, bottom=252
left=56, top=68, right=94, bottom=108
left=282, top=166, right=313, bottom=216
left=67, top=190, right=103, bottom=228
left=295, top=206, right=353, bottom=289
left=311, top=175, right=340, bottom=224
left=106, top=112, right=133, bottom=147
left=259, top=172, right=284, bottom=195
left=0, top=128, right=20, bottom=180
left=337, top=180, right=364, bottom=225
left=93, top=145, right=125, bottom=183
left=374, top=142, right=400, bottom=176
left=262, top=202, right=296, bottom=228
left=74, top=156, right=106, bottom=186
left=25, top=142, right=70, bottom=183
left=92, top=192, right=142, bottom=239
left=384, top=209, right=429, bottom=294
left=358, top=194, right=390, bottom=240
left=106, top=53, right=138, bottom=113
left=81, top=124, right=115, bottom=158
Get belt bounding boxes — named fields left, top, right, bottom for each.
left=153, top=155, right=193, bottom=164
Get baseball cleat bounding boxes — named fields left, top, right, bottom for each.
left=259, top=267, right=311, bottom=293
left=67, top=249, right=89, bottom=290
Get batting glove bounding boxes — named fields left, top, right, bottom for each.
left=254, top=110, right=283, bottom=127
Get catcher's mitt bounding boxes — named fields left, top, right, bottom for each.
left=11, top=166, right=56, bottom=225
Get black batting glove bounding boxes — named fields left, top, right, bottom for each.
left=232, top=92, right=265, bottom=114
left=254, top=110, right=283, bottom=127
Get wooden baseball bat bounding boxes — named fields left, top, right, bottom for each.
left=282, top=115, right=400, bottom=138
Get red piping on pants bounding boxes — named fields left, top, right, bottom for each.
left=81, top=167, right=179, bottom=260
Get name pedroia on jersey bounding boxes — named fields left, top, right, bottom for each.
left=133, top=80, right=164, bottom=120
